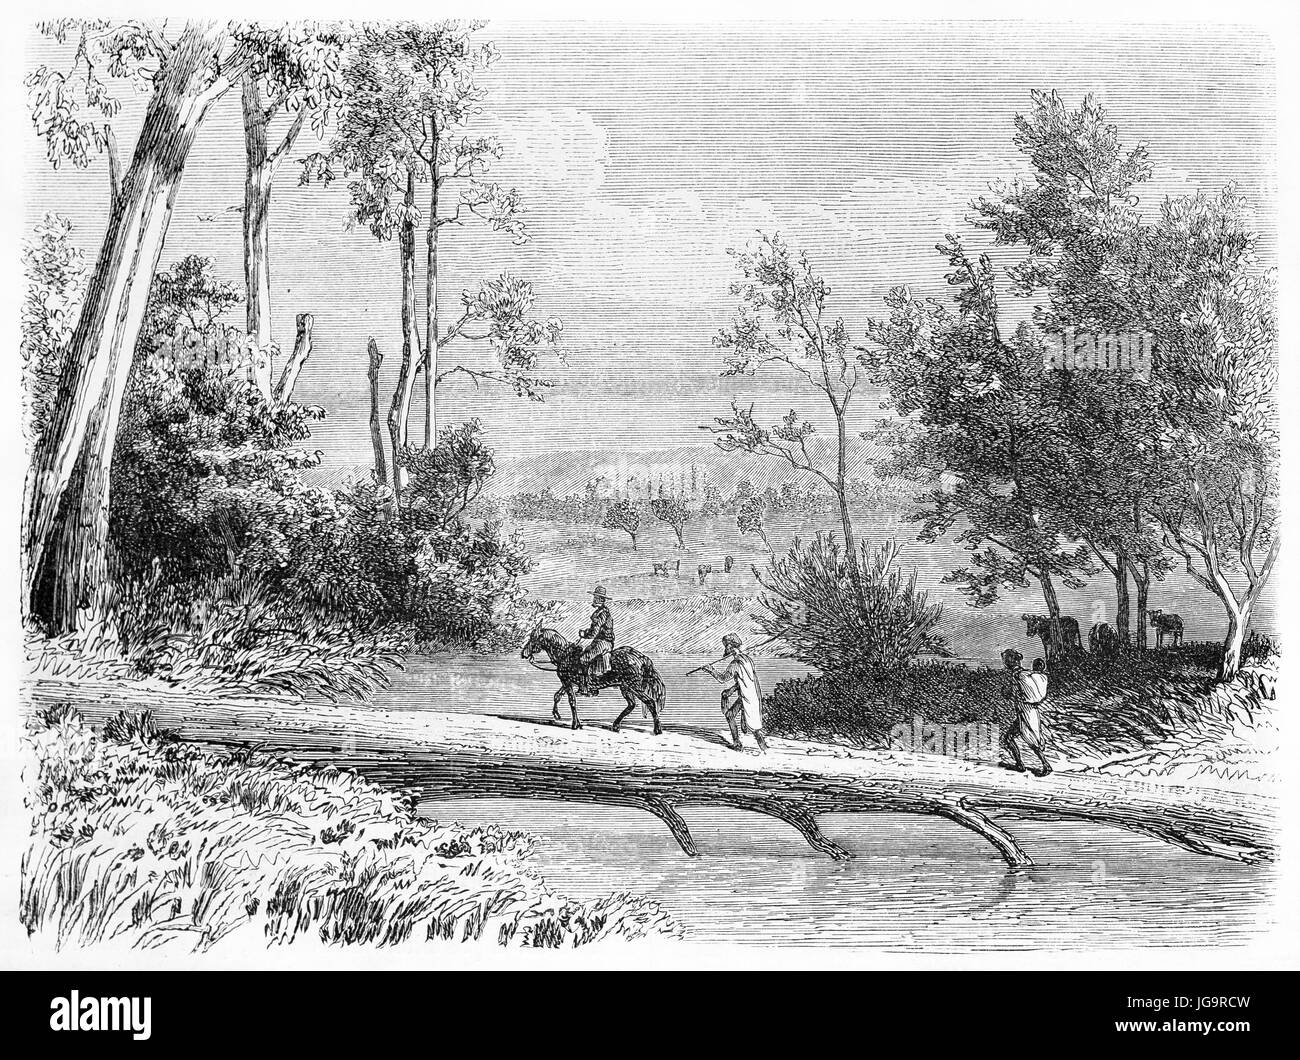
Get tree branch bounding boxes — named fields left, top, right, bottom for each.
left=105, top=125, right=122, bottom=211
left=267, top=106, right=307, bottom=172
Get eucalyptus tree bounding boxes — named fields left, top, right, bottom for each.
left=707, top=233, right=867, bottom=600
left=239, top=32, right=346, bottom=400
left=863, top=237, right=1095, bottom=663
left=302, top=21, right=558, bottom=494
left=22, top=19, right=346, bottom=633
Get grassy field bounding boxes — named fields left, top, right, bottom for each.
left=504, top=511, right=1277, bottom=666
left=21, top=705, right=679, bottom=952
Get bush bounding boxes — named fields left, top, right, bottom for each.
left=764, top=645, right=1275, bottom=765
left=111, top=332, right=327, bottom=586
left=21, top=213, right=86, bottom=450
left=21, top=708, right=679, bottom=951
left=408, top=519, right=533, bottom=648
left=26, top=568, right=406, bottom=702
left=756, top=533, right=947, bottom=674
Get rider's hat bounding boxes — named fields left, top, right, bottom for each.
left=591, top=585, right=608, bottom=602
left=723, top=633, right=742, bottom=650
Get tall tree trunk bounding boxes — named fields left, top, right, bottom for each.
left=273, top=313, right=313, bottom=405
left=1114, top=544, right=1130, bottom=648
left=367, top=338, right=388, bottom=487
left=1170, top=503, right=1277, bottom=681
left=1222, top=600, right=1252, bottom=683
left=1039, top=572, right=1065, bottom=665
left=23, top=25, right=233, bottom=632
left=241, top=74, right=307, bottom=402
left=833, top=403, right=866, bottom=607
left=387, top=169, right=422, bottom=495
left=1129, top=556, right=1150, bottom=651
left=425, top=172, right=439, bottom=449
left=241, top=75, right=274, bottom=401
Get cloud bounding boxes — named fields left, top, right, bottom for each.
left=487, top=107, right=611, bottom=198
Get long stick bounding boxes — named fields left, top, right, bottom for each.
left=685, top=631, right=786, bottom=675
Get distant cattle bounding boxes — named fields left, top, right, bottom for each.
left=1089, top=621, right=1122, bottom=658
left=652, top=561, right=671, bottom=577
left=724, top=555, right=734, bottom=574
left=1022, top=614, right=1083, bottom=659
left=1147, top=609, right=1184, bottom=649
left=697, top=563, right=713, bottom=584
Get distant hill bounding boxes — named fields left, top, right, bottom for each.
left=304, top=438, right=915, bottom=505
left=479, top=438, right=907, bottom=500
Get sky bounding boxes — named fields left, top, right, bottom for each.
left=21, top=19, right=1278, bottom=481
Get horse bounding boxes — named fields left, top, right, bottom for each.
left=1022, top=613, right=1083, bottom=660
left=1089, top=621, right=1122, bottom=658
left=1147, top=609, right=1184, bottom=649
left=521, top=626, right=666, bottom=733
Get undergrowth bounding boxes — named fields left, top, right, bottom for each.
left=22, top=706, right=679, bottom=951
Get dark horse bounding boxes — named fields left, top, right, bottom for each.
left=521, top=627, right=666, bottom=733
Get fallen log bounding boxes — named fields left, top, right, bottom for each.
left=24, top=679, right=1276, bottom=869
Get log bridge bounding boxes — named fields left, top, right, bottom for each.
left=25, top=679, right=1276, bottom=869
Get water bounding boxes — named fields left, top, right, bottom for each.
left=355, top=653, right=1275, bottom=951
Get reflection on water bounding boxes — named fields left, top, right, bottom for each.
left=412, top=801, right=1272, bottom=951
left=357, top=653, right=1274, bottom=950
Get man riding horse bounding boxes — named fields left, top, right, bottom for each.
left=577, top=585, right=615, bottom=695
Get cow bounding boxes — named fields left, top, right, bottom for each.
left=1089, top=621, right=1122, bottom=658
left=1147, top=609, right=1184, bottom=649
left=1022, top=613, right=1083, bottom=660
left=651, top=561, right=671, bottom=577
left=697, top=563, right=713, bottom=585
left=724, top=555, right=734, bottom=574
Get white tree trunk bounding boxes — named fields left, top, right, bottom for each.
left=241, top=76, right=275, bottom=401
left=23, top=25, right=234, bottom=632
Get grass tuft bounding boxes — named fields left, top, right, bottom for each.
left=22, top=707, right=680, bottom=952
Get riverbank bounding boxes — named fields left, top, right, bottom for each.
left=21, top=702, right=679, bottom=952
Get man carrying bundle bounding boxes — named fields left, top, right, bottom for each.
left=1000, top=648, right=1052, bottom=777
left=702, top=634, right=769, bottom=753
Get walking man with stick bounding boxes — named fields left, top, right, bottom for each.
left=701, top=634, right=769, bottom=753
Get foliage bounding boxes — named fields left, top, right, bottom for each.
left=299, top=21, right=562, bottom=409
left=27, top=21, right=349, bottom=173
left=965, top=90, right=1279, bottom=675
left=707, top=234, right=859, bottom=514
left=408, top=519, right=533, bottom=648
left=1146, top=204, right=1278, bottom=599
left=736, top=496, right=770, bottom=551
left=21, top=708, right=679, bottom=950
left=108, top=570, right=405, bottom=701
left=768, top=647, right=1279, bottom=791
left=21, top=213, right=87, bottom=450
left=110, top=329, right=327, bottom=586
left=400, top=419, right=496, bottom=530
left=438, top=274, right=563, bottom=400
left=603, top=498, right=642, bottom=549
left=756, top=534, right=947, bottom=674
left=139, top=254, right=240, bottom=346
left=649, top=495, right=691, bottom=549
left=864, top=261, right=1095, bottom=622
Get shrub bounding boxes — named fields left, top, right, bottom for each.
left=756, top=533, right=947, bottom=674
left=764, top=646, right=1276, bottom=766
left=21, top=213, right=86, bottom=450
left=110, top=333, right=327, bottom=586
left=108, top=569, right=405, bottom=701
